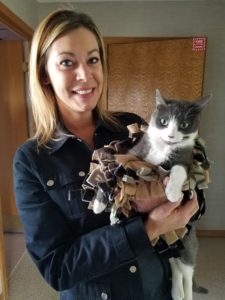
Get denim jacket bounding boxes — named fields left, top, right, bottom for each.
left=13, top=112, right=172, bottom=300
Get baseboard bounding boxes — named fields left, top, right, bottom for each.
left=3, top=215, right=23, bottom=233
left=197, top=229, right=225, bottom=237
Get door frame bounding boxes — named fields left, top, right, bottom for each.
left=0, top=2, right=33, bottom=218
left=0, top=3, right=33, bottom=299
left=0, top=198, right=7, bottom=300
left=0, top=2, right=33, bottom=40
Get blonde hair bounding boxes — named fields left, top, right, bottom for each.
left=29, top=9, right=117, bottom=146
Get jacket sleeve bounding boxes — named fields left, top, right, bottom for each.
left=13, top=146, right=153, bottom=291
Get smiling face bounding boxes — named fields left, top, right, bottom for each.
left=46, top=27, right=104, bottom=119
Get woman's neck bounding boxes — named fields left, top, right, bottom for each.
left=60, top=110, right=96, bottom=146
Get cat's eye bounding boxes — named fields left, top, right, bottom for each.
left=160, top=118, right=168, bottom=126
left=180, top=122, right=190, bottom=129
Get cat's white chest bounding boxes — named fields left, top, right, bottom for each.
left=144, top=141, right=171, bottom=165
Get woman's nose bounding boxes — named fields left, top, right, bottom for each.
left=76, top=64, right=90, bottom=82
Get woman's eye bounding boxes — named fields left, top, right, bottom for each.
left=60, top=59, right=73, bottom=67
left=88, top=57, right=100, bottom=64
left=180, top=122, right=189, bottom=129
left=160, top=118, right=168, bottom=126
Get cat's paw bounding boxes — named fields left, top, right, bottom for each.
left=171, top=287, right=184, bottom=300
left=93, top=201, right=107, bottom=214
left=171, top=280, right=184, bottom=300
left=109, top=205, right=121, bottom=225
left=165, top=183, right=183, bottom=202
left=110, top=214, right=120, bottom=225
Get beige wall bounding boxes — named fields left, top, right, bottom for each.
left=3, top=1, right=225, bottom=230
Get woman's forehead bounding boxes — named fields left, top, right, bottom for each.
left=50, top=27, right=99, bottom=53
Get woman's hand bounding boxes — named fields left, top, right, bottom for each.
left=144, top=192, right=199, bottom=242
left=131, top=177, right=169, bottom=213
left=131, top=194, right=167, bottom=213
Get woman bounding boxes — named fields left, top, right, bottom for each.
left=13, top=9, right=199, bottom=300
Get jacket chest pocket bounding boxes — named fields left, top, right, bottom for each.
left=62, top=280, right=112, bottom=300
left=44, top=171, right=89, bottom=218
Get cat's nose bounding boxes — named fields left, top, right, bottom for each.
left=168, top=135, right=174, bottom=139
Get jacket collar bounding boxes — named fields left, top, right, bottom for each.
left=47, top=126, right=73, bottom=154
left=47, top=115, right=124, bottom=154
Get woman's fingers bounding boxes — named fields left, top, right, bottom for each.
left=151, top=190, right=198, bottom=220
left=150, top=200, right=180, bottom=220
left=179, top=192, right=199, bottom=223
left=145, top=191, right=199, bottom=241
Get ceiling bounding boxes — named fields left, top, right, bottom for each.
left=1, top=0, right=169, bottom=40
left=37, top=0, right=205, bottom=2
left=0, top=0, right=219, bottom=40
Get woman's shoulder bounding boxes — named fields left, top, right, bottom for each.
left=14, top=138, right=43, bottom=164
left=15, top=138, right=38, bottom=154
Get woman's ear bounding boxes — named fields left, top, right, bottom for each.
left=43, top=78, right=50, bottom=85
left=42, top=67, right=50, bottom=85
left=42, top=73, right=50, bottom=85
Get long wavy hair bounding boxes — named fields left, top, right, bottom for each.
left=29, top=9, right=118, bottom=146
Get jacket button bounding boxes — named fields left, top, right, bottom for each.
left=78, top=171, right=86, bottom=177
left=46, top=179, right=54, bottom=187
left=101, top=292, right=108, bottom=300
left=129, top=265, right=137, bottom=273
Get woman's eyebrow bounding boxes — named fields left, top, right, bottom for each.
left=56, top=51, right=75, bottom=57
left=88, top=48, right=100, bottom=55
left=56, top=49, right=99, bottom=57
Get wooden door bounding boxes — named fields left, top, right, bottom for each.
left=0, top=41, right=28, bottom=226
left=0, top=198, right=7, bottom=300
left=106, top=38, right=206, bottom=120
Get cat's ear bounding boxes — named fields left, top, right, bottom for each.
left=196, top=93, right=212, bottom=109
left=155, top=89, right=167, bottom=107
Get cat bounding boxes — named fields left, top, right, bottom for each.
left=130, top=89, right=211, bottom=203
left=129, top=89, right=211, bottom=300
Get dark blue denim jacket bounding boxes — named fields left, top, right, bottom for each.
left=13, top=112, right=172, bottom=300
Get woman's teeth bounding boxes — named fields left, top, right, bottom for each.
left=75, top=89, right=92, bottom=95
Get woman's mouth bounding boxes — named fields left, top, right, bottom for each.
left=72, top=88, right=95, bottom=96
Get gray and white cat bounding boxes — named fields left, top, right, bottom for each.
left=130, top=89, right=211, bottom=203
left=130, top=89, right=211, bottom=300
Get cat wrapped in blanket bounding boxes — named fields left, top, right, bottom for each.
left=83, top=89, right=211, bottom=300
left=128, top=89, right=211, bottom=300
left=130, top=89, right=211, bottom=203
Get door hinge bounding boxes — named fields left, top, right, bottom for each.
left=22, top=62, right=29, bottom=73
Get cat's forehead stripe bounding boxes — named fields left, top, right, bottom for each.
left=167, top=118, right=178, bottom=131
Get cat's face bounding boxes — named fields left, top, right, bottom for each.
left=149, top=90, right=211, bottom=146
left=150, top=102, right=199, bottom=145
